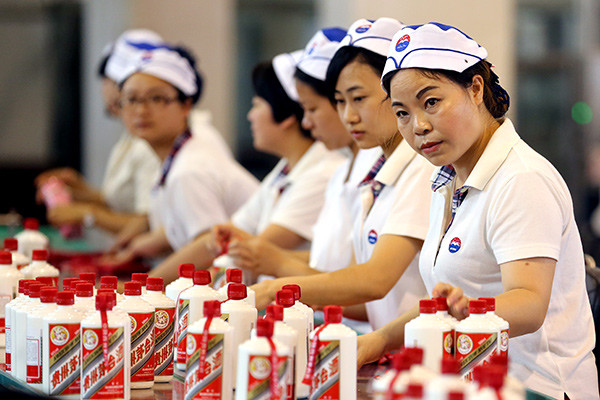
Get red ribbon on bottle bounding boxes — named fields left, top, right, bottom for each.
left=198, top=315, right=213, bottom=378
left=302, top=322, right=329, bottom=387
left=100, top=307, right=110, bottom=369
left=267, top=337, right=281, bottom=400
left=386, top=370, right=401, bottom=400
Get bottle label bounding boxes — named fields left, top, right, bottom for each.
left=185, top=332, right=224, bottom=399
left=26, top=334, right=42, bottom=383
left=154, top=306, right=176, bottom=377
left=176, top=298, right=190, bottom=365
left=456, top=331, right=498, bottom=380
left=210, top=266, right=227, bottom=290
left=247, top=354, right=289, bottom=400
left=130, top=311, right=155, bottom=382
left=499, top=329, right=509, bottom=356
left=81, top=326, right=125, bottom=399
left=443, top=329, right=454, bottom=359
left=220, top=313, right=229, bottom=322
left=0, top=293, right=11, bottom=332
left=48, top=323, right=81, bottom=396
left=308, top=339, right=340, bottom=400
left=5, top=325, right=11, bottom=372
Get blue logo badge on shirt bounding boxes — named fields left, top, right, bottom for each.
left=368, top=229, right=378, bottom=244
left=449, top=237, right=461, bottom=253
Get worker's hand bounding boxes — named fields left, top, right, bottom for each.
left=357, top=331, right=388, bottom=369
left=250, top=279, right=279, bottom=311
left=212, top=224, right=252, bottom=255
left=432, top=282, right=470, bottom=320
left=35, top=168, right=99, bottom=204
left=109, top=216, right=149, bottom=254
left=228, top=237, right=282, bottom=276
left=46, top=203, right=92, bottom=226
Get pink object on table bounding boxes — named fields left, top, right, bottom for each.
left=40, top=177, right=81, bottom=238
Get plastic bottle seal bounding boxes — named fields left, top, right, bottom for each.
left=227, top=268, right=243, bottom=283
left=179, top=264, right=195, bottom=278
left=132, top=273, right=148, bottom=287
left=79, top=272, right=97, bottom=286
left=193, top=270, right=211, bottom=286
left=227, top=283, right=247, bottom=300
left=124, top=281, right=142, bottom=296
left=32, top=249, right=48, bottom=261
left=76, top=282, right=94, bottom=297
left=0, top=251, right=11, bottom=265
left=40, top=287, right=58, bottom=303
left=100, top=276, right=118, bottom=291
left=266, top=304, right=284, bottom=321
left=146, top=277, right=163, bottom=292
left=4, top=238, right=18, bottom=251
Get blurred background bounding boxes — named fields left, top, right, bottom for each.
left=2, top=0, right=600, bottom=257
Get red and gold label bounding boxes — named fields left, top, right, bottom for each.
left=48, top=323, right=81, bottom=396
left=185, top=332, right=224, bottom=399
left=309, top=339, right=340, bottom=400
left=176, top=298, right=190, bottom=365
left=130, top=312, right=155, bottom=382
left=81, top=326, right=125, bottom=399
left=247, top=354, right=289, bottom=400
left=154, top=306, right=175, bottom=377
left=455, top=331, right=498, bottom=380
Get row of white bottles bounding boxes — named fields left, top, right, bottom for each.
left=14, top=217, right=49, bottom=260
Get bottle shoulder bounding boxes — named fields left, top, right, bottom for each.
left=116, top=296, right=154, bottom=312
left=240, top=337, right=290, bottom=356
left=188, top=317, right=232, bottom=333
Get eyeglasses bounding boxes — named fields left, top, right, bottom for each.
left=119, top=94, right=179, bottom=110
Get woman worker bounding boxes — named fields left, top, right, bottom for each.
left=148, top=48, right=345, bottom=284
left=358, top=22, right=598, bottom=399
left=109, top=44, right=258, bottom=261
left=249, top=18, right=435, bottom=332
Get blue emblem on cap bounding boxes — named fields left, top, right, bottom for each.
left=356, top=24, right=371, bottom=34
left=448, top=237, right=461, bottom=253
left=395, top=34, right=410, bottom=52
left=368, top=229, right=378, bottom=244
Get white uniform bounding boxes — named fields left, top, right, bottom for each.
left=188, top=109, right=233, bottom=159
left=419, top=119, right=598, bottom=400
left=102, top=132, right=160, bottom=214
left=232, top=141, right=344, bottom=247
left=149, top=133, right=259, bottom=250
left=354, top=140, right=433, bottom=331
left=309, top=148, right=382, bottom=271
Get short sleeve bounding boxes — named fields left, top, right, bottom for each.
left=381, top=157, right=433, bottom=240
left=487, top=172, right=564, bottom=265
left=165, top=170, right=229, bottom=249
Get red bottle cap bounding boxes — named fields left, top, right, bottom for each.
left=193, top=270, right=211, bottom=285
left=0, top=251, right=12, bottom=265
left=131, top=273, right=148, bottom=287
left=97, top=288, right=114, bottom=295
left=57, top=291, right=75, bottom=306
left=226, top=268, right=243, bottom=283
left=62, top=278, right=78, bottom=291
left=392, top=352, right=411, bottom=371
left=447, top=392, right=464, bottom=400
left=79, top=272, right=96, bottom=285
left=40, top=287, right=58, bottom=303
left=404, top=347, right=424, bottom=365
left=32, top=249, right=48, bottom=261
left=434, top=297, right=449, bottom=312
left=24, top=218, right=39, bottom=230
left=275, top=289, right=294, bottom=308
left=19, top=279, right=35, bottom=294
left=468, top=299, right=486, bottom=314
left=281, top=284, right=301, bottom=301
left=419, top=299, right=437, bottom=314
left=256, top=317, right=274, bottom=338
left=405, top=383, right=424, bottom=398
left=124, top=281, right=142, bottom=296
left=75, top=282, right=94, bottom=297
left=484, top=365, right=505, bottom=389
left=100, top=276, right=118, bottom=290
left=28, top=283, right=44, bottom=298
left=441, top=358, right=460, bottom=374
left=227, top=283, right=247, bottom=300
left=146, top=277, right=163, bottom=291
left=324, top=305, right=342, bottom=323
left=178, top=263, right=195, bottom=278
left=4, top=238, right=18, bottom=251
left=204, top=300, right=221, bottom=318
left=36, top=276, right=55, bottom=287
left=95, top=292, right=114, bottom=311
left=266, top=304, right=284, bottom=321
left=479, top=297, right=495, bottom=312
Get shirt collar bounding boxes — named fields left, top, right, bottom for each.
left=280, top=141, right=330, bottom=184
left=429, top=118, right=520, bottom=191
left=374, top=139, right=418, bottom=186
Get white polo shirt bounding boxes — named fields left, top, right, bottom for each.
left=102, top=132, right=160, bottom=214
left=232, top=141, right=345, bottom=247
left=309, top=147, right=382, bottom=271
left=419, top=119, right=598, bottom=399
left=354, top=139, right=433, bottom=331
left=149, top=133, right=259, bottom=250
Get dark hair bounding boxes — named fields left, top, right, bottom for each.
left=97, top=53, right=110, bottom=78
left=171, top=45, right=203, bottom=105
left=325, top=46, right=386, bottom=100
left=252, top=61, right=311, bottom=138
left=381, top=60, right=510, bottom=119
left=294, top=68, right=330, bottom=99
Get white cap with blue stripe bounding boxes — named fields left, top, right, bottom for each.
left=337, top=18, right=405, bottom=57
left=105, top=29, right=165, bottom=83
left=272, top=50, right=304, bottom=102
left=382, top=22, right=488, bottom=86
left=296, top=27, right=347, bottom=81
